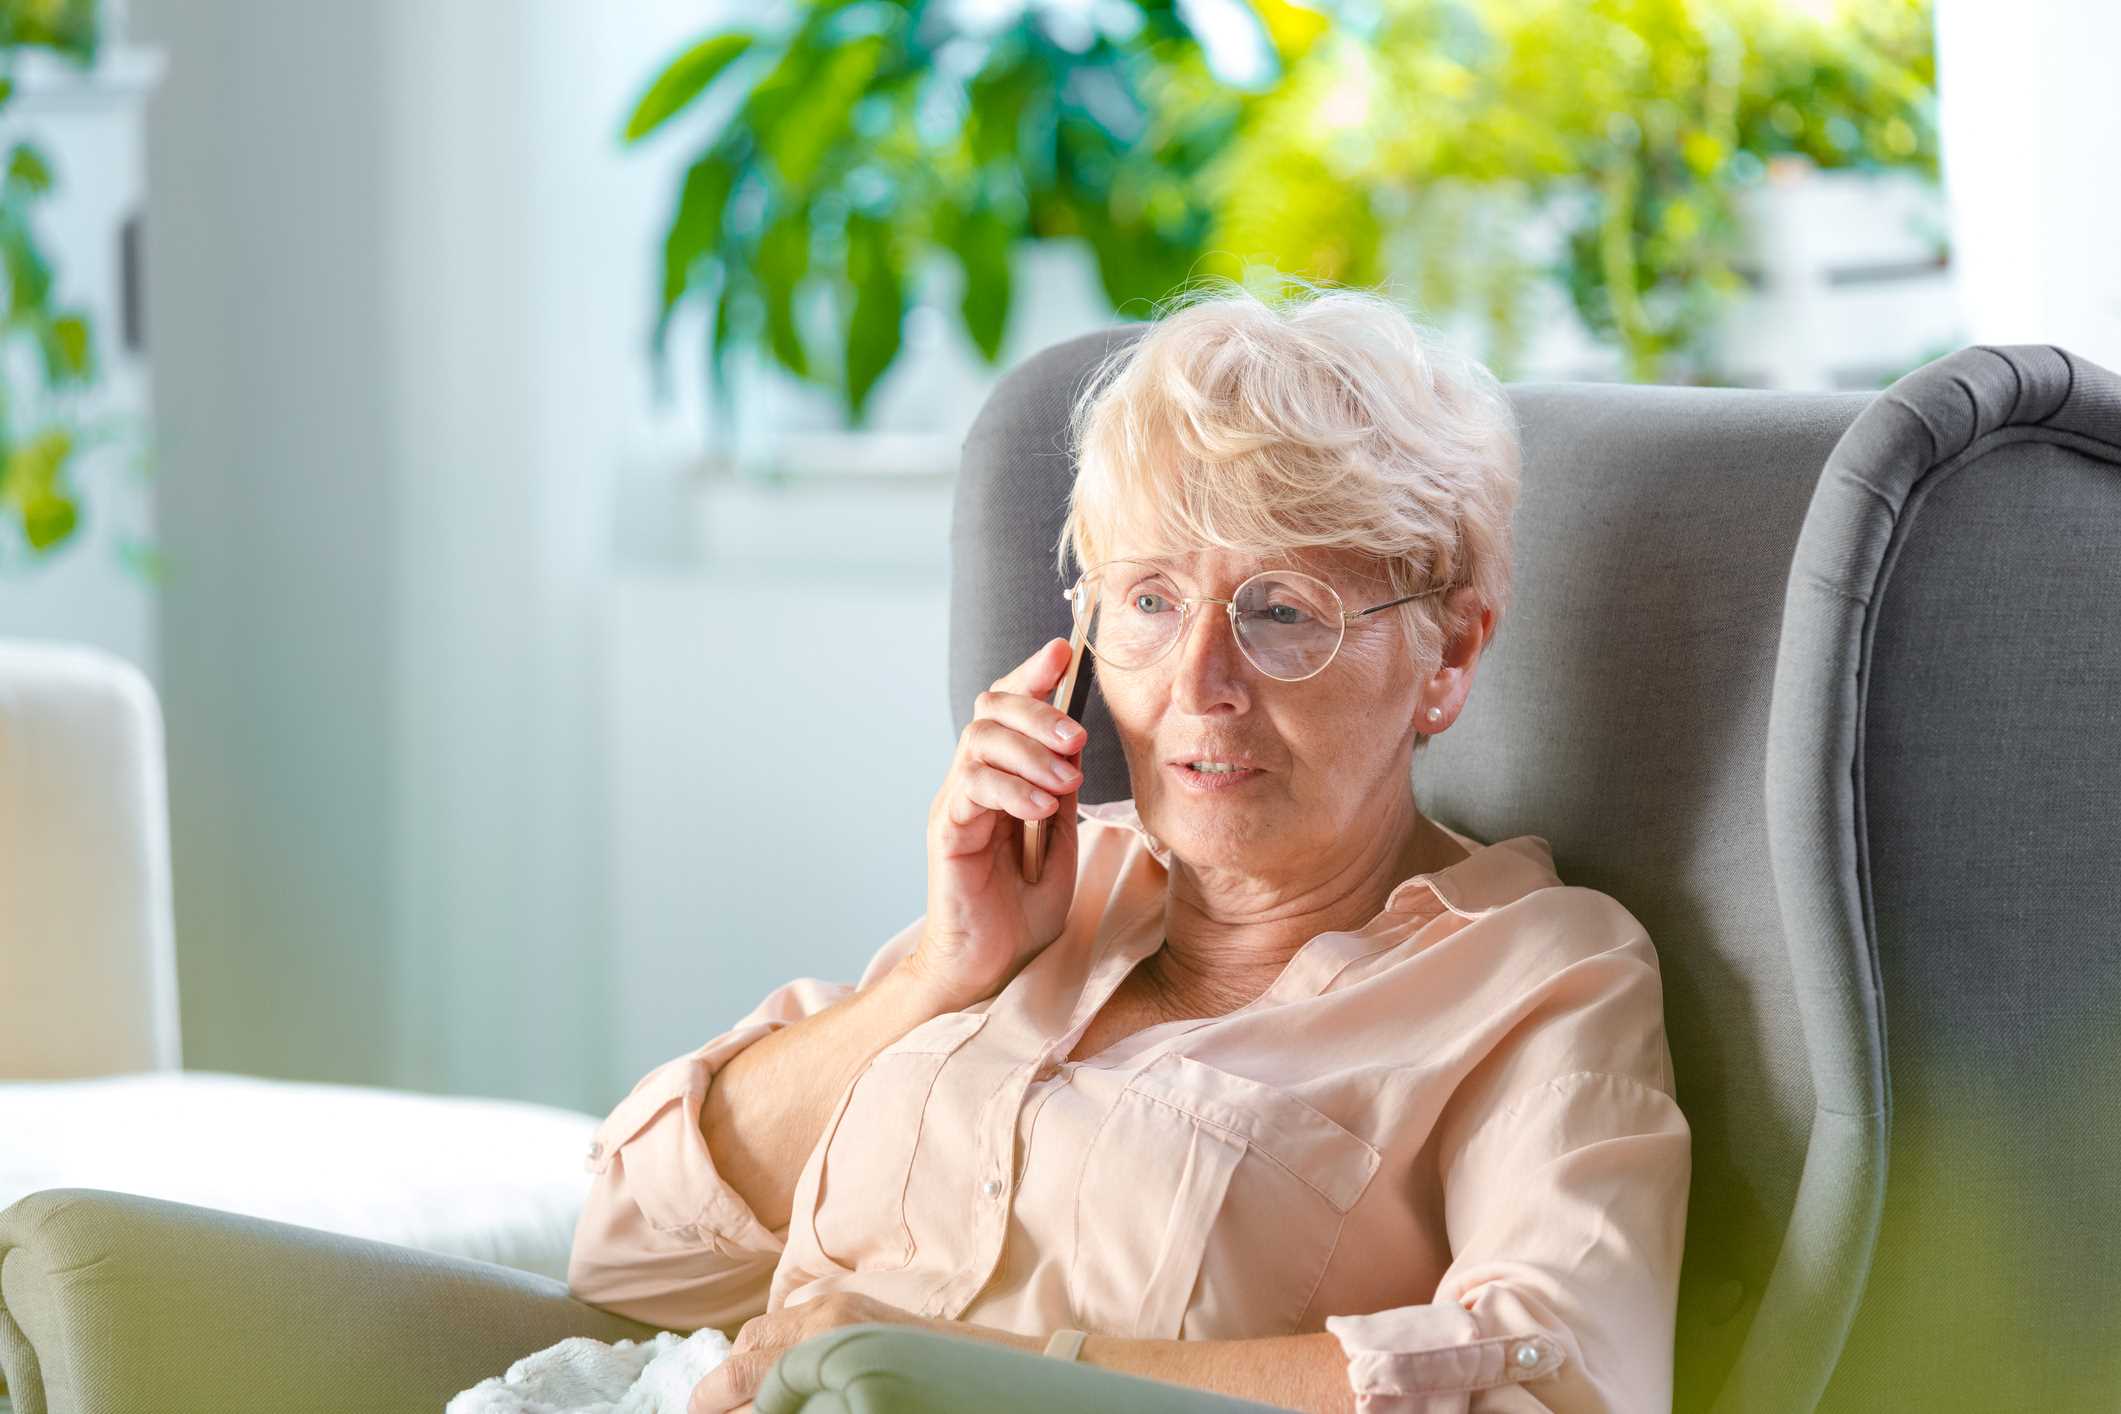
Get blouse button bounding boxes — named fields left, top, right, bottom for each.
left=981, top=1177, right=1003, bottom=1198
left=1513, top=1341, right=1541, bottom=1370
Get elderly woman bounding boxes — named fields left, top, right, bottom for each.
left=568, top=280, right=1691, bottom=1414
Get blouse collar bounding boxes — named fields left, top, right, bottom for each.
left=1076, top=797, right=1561, bottom=921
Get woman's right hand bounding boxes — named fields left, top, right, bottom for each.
left=909, top=637, right=1087, bottom=1009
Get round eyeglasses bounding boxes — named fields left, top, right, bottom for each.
left=1063, top=559, right=1458, bottom=683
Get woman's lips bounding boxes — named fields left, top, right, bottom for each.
left=1167, top=762, right=1265, bottom=791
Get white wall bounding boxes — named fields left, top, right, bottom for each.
left=604, top=557, right=956, bottom=1093
left=135, top=0, right=405, bottom=1088
left=378, top=1, right=706, bottom=1110
left=135, top=0, right=725, bottom=1107
left=1935, top=0, right=2121, bottom=369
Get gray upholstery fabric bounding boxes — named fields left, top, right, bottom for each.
left=1769, top=345, right=2121, bottom=1412
left=1413, top=378, right=1876, bottom=1414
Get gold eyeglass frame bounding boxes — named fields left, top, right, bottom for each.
left=1062, top=558, right=1460, bottom=683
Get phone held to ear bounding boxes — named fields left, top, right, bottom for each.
left=1022, top=613, right=1093, bottom=884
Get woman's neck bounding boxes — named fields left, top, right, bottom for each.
left=1144, top=809, right=1467, bottom=1015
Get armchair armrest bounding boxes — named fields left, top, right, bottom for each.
left=760, top=1324, right=1298, bottom=1414
left=0, top=1188, right=657, bottom=1414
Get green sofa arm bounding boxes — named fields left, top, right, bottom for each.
left=0, top=1187, right=658, bottom=1414
left=1, top=1189, right=1301, bottom=1414
left=760, top=1323, right=1298, bottom=1414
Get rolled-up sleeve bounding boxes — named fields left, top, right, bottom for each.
left=566, top=914, right=927, bottom=1332
left=1326, top=932, right=1692, bottom=1412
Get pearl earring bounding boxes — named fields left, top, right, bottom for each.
left=1424, top=707, right=1443, bottom=724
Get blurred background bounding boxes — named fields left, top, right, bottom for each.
left=0, top=0, right=2114, bottom=1118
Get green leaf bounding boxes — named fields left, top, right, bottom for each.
left=2, top=0, right=99, bottom=58
left=2, top=226, right=52, bottom=316
left=966, top=61, right=1039, bottom=170
left=755, top=35, right=889, bottom=190
left=4, top=427, right=78, bottom=553
left=712, top=279, right=738, bottom=415
left=842, top=213, right=904, bottom=424
left=623, top=33, right=753, bottom=144
left=23, top=491, right=75, bottom=549
left=3, top=425, right=71, bottom=497
left=942, top=201, right=1013, bottom=363
left=654, top=153, right=738, bottom=356
left=7, top=143, right=51, bottom=194
left=47, top=312, right=92, bottom=382
left=707, top=276, right=738, bottom=425
left=756, top=206, right=812, bottom=379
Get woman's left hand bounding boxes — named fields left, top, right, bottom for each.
left=688, top=1290, right=1028, bottom=1413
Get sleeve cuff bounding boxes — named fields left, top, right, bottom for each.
left=586, top=1019, right=791, bottom=1259
left=1326, top=1303, right=1567, bottom=1412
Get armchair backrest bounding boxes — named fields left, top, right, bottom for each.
left=0, top=639, right=182, bottom=1078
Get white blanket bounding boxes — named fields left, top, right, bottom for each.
left=447, top=1328, right=734, bottom=1414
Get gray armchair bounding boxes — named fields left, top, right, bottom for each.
left=954, top=332, right=2120, bottom=1411
left=4, top=336, right=2116, bottom=1413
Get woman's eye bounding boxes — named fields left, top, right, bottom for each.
left=1266, top=603, right=1311, bottom=625
left=1132, top=592, right=1170, bottom=614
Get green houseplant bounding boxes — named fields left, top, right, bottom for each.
left=0, top=0, right=102, bottom=558
left=1209, top=0, right=1940, bottom=381
left=626, top=0, right=1939, bottom=419
left=622, top=0, right=1252, bottom=428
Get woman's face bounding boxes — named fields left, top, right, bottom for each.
left=1092, top=543, right=1450, bottom=885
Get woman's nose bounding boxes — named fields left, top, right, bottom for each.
left=1169, top=603, right=1250, bottom=713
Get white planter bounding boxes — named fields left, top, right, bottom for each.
left=1718, top=157, right=1963, bottom=390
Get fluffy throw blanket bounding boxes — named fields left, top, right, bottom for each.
left=448, top=1327, right=734, bottom=1413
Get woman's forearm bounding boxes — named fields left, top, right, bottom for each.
left=700, top=953, right=960, bottom=1234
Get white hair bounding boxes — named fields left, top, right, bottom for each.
left=1056, top=274, right=1522, bottom=750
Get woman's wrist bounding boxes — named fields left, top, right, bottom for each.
left=887, top=951, right=982, bottom=1017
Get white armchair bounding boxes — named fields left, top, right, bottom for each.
left=0, top=639, right=598, bottom=1284
left=0, top=639, right=180, bottom=1080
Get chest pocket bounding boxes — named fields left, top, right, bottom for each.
left=808, top=1008, right=989, bottom=1273
left=1069, top=1050, right=1382, bottom=1339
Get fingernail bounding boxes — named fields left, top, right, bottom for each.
left=1029, top=789, right=1056, bottom=810
left=1052, top=720, right=1081, bottom=744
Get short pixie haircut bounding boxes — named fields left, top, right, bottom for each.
left=1056, top=274, right=1522, bottom=748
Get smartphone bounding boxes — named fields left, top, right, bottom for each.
left=1022, top=610, right=1094, bottom=884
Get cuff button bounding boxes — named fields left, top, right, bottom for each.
left=587, top=1140, right=604, bottom=1161
left=1513, top=1341, right=1541, bottom=1370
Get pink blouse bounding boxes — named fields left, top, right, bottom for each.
left=568, top=800, right=1691, bottom=1411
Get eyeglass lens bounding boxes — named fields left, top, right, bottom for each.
left=1077, top=563, right=1346, bottom=680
